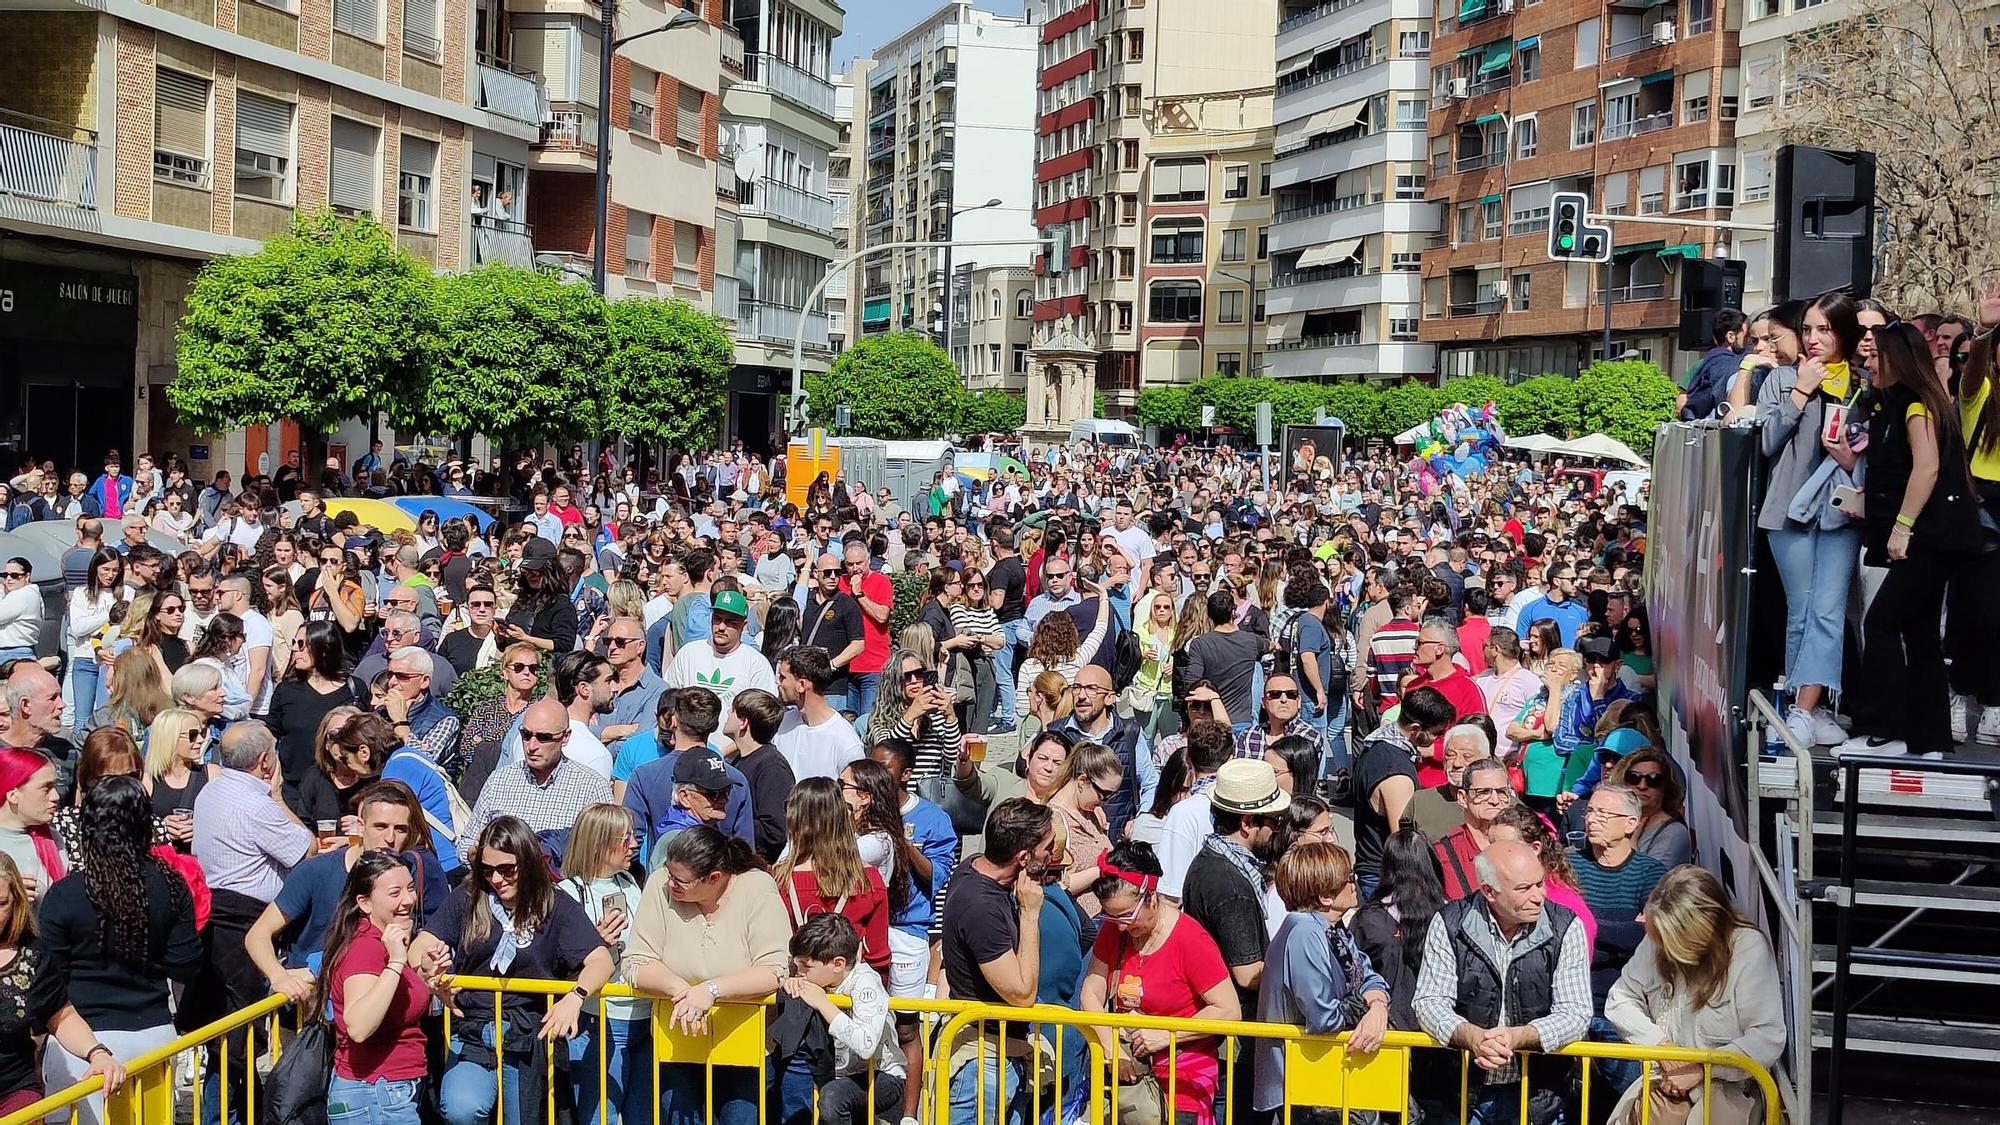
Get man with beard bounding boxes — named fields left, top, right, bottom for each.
left=552, top=650, right=617, bottom=780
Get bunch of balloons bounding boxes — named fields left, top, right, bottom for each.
left=1406, top=401, right=1509, bottom=489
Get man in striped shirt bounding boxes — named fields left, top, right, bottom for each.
left=1363, top=584, right=1423, bottom=704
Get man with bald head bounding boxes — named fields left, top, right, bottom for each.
left=799, top=551, right=866, bottom=715
left=2, top=660, right=76, bottom=797
left=1046, top=663, right=1151, bottom=839
left=1413, top=838, right=1591, bottom=1123
left=457, top=696, right=611, bottom=862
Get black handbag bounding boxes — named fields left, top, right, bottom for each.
left=261, top=1020, right=332, bottom=1125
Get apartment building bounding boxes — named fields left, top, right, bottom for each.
left=952, top=263, right=1036, bottom=390
left=1266, top=0, right=1442, bottom=383
left=827, top=72, right=852, bottom=352
left=1419, top=0, right=1740, bottom=381
left=852, top=3, right=1039, bottom=356
left=1726, top=0, right=1837, bottom=310
left=1025, top=0, right=1277, bottom=415
left=0, top=0, right=542, bottom=475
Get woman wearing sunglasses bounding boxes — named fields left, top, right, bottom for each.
left=1042, top=741, right=1125, bottom=920
left=454, top=642, right=543, bottom=797
left=141, top=708, right=217, bottom=851
left=425, top=815, right=613, bottom=1125
left=1607, top=746, right=1691, bottom=868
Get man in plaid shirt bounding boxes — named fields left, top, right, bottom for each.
left=457, top=697, right=610, bottom=862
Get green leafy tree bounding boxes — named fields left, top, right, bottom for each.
left=603, top=296, right=734, bottom=451
left=1371, top=382, right=1444, bottom=439
left=1576, top=360, right=1678, bottom=451
left=415, top=266, right=611, bottom=442
left=1436, top=376, right=1511, bottom=413
left=805, top=331, right=964, bottom=439
left=1135, top=387, right=1194, bottom=429
left=1498, top=375, right=1584, bottom=437
left=170, top=210, right=434, bottom=436
left=1316, top=383, right=1380, bottom=438
left=957, top=389, right=1027, bottom=436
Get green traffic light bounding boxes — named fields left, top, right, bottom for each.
left=1559, top=235, right=1575, bottom=249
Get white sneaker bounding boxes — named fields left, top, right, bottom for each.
left=1975, top=707, right=2000, bottom=746
left=1832, top=735, right=1909, bottom=757
left=1918, top=750, right=1946, bottom=760
left=1784, top=706, right=1817, bottom=749
left=1811, top=707, right=1849, bottom=746
left=1951, top=694, right=1971, bottom=743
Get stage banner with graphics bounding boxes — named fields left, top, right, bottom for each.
left=1644, top=422, right=1764, bottom=897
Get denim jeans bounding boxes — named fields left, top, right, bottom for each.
left=0, top=647, right=35, bottom=666
left=949, top=1049, right=1034, bottom=1125
left=658, top=1062, right=759, bottom=1125
left=848, top=672, right=882, bottom=736
left=775, top=1054, right=905, bottom=1125
left=992, top=618, right=1035, bottom=729
left=1421, top=1082, right=1564, bottom=1125
left=328, top=1076, right=424, bottom=1125
left=439, top=1027, right=522, bottom=1125
left=1765, top=524, right=1860, bottom=693
left=68, top=656, right=100, bottom=739
left=571, top=1013, right=653, bottom=1125
left=1587, top=1014, right=1642, bottom=1103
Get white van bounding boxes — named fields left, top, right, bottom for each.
left=1069, top=418, right=1142, bottom=447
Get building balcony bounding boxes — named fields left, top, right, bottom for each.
left=867, top=134, right=895, bottom=159
left=475, top=58, right=545, bottom=124
left=1452, top=150, right=1504, bottom=174
left=1601, top=112, right=1674, bottom=141
left=1465, top=72, right=1513, bottom=98
left=1273, top=128, right=1427, bottom=191
left=1449, top=298, right=1504, bottom=317
left=1608, top=29, right=1672, bottom=59
left=935, top=64, right=958, bottom=87
left=1268, top=267, right=1421, bottom=317
left=471, top=216, right=534, bottom=268
left=930, top=148, right=954, bottom=169
left=867, top=207, right=894, bottom=230
left=1278, top=0, right=1366, bottom=36
left=865, top=282, right=891, bottom=298
left=537, top=102, right=597, bottom=154
left=738, top=299, right=830, bottom=350
left=741, top=178, right=836, bottom=233
left=742, top=53, right=836, bottom=119
left=1606, top=282, right=1668, bottom=302
left=0, top=109, right=97, bottom=210
left=1264, top=339, right=1435, bottom=379
left=721, top=27, right=745, bottom=75
left=1276, top=50, right=1385, bottom=98
left=1274, top=192, right=1379, bottom=224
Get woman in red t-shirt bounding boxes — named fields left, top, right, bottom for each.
left=773, top=779, right=890, bottom=976
left=1079, top=842, right=1239, bottom=1125
left=320, top=850, right=434, bottom=1125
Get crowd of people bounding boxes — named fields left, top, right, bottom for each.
left=0, top=373, right=1886, bottom=1125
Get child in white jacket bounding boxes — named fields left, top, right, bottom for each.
left=779, top=913, right=907, bottom=1125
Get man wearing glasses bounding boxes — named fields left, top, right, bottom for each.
left=589, top=616, right=663, bottom=746
left=1353, top=685, right=1457, bottom=899
left=178, top=564, right=222, bottom=647
left=1433, top=756, right=1517, bottom=901
left=799, top=554, right=865, bottom=715
left=1046, top=664, right=1150, bottom=841
left=459, top=697, right=611, bottom=864
left=356, top=611, right=457, bottom=700
left=1515, top=564, right=1590, bottom=648
left=1570, top=781, right=1667, bottom=1094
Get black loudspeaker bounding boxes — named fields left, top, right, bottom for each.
left=1678, top=258, right=1747, bottom=350
left=1773, top=145, right=1876, bottom=302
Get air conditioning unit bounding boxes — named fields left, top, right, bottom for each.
left=1652, top=21, right=1677, bottom=43
left=1450, top=77, right=1470, bottom=98
left=1491, top=277, right=1511, bottom=298
left=1498, top=0, right=1514, bottom=12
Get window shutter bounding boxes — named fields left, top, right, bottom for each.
left=403, top=0, right=440, bottom=58
left=513, top=28, right=569, bottom=100
left=330, top=118, right=378, bottom=212
left=235, top=93, right=291, bottom=159
left=578, top=30, right=602, bottom=106
left=629, top=66, right=655, bottom=109
left=154, top=70, right=210, bottom=159
left=333, top=0, right=378, bottom=39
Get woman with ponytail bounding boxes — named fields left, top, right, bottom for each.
left=29, top=776, right=200, bottom=1125
left=0, top=747, right=62, bottom=900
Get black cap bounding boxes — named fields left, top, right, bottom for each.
left=519, top=536, right=558, bottom=570
left=1579, top=635, right=1618, bottom=664
left=671, top=748, right=734, bottom=794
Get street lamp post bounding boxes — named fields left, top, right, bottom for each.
left=592, top=5, right=702, bottom=294
left=939, top=197, right=1004, bottom=370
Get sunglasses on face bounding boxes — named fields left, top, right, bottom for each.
left=522, top=729, right=567, bottom=744
left=1264, top=689, right=1300, bottom=701
left=1, top=571, right=25, bottom=580
left=1626, top=771, right=1664, bottom=788
left=482, top=861, right=520, bottom=881
left=507, top=661, right=538, bottom=674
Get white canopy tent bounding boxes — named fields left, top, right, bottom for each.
left=1504, top=432, right=1649, bottom=465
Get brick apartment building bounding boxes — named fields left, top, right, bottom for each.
left=1419, top=0, right=1740, bottom=381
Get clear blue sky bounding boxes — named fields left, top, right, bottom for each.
left=832, top=0, right=1025, bottom=74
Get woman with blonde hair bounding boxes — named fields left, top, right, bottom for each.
left=772, top=778, right=890, bottom=976
left=865, top=646, right=963, bottom=781
left=142, top=708, right=217, bottom=848
left=455, top=641, right=543, bottom=795
left=1607, top=866, right=1784, bottom=1124
left=558, top=804, right=648, bottom=1125
left=1023, top=669, right=1075, bottom=742
left=87, top=651, right=173, bottom=753
left=604, top=580, right=647, bottom=631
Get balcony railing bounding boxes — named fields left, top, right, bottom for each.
left=737, top=298, right=830, bottom=349
left=1600, top=112, right=1673, bottom=140
left=1279, top=0, right=1367, bottom=34
left=1607, top=282, right=1668, bottom=301
left=742, top=53, right=835, bottom=118
left=1453, top=150, right=1503, bottom=173
left=1271, top=331, right=1364, bottom=351
left=930, top=148, right=954, bottom=168
left=935, top=64, right=957, bottom=85
left=475, top=59, right=544, bottom=124
left=538, top=103, right=597, bottom=152
left=865, top=282, right=891, bottom=298
left=1466, top=72, right=1513, bottom=97
left=471, top=216, right=534, bottom=268
left=867, top=207, right=894, bottom=228
left=1607, top=31, right=1668, bottom=59
left=867, top=171, right=893, bottom=192
left=1277, top=50, right=1385, bottom=95
left=741, top=178, right=835, bottom=233
left=1273, top=261, right=1366, bottom=287
left=0, top=110, right=97, bottom=209
left=867, top=134, right=895, bottom=158
left=1449, top=298, right=1504, bottom=316
left=1273, top=191, right=1378, bottom=222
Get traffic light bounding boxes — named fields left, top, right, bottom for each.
left=1548, top=191, right=1610, bottom=263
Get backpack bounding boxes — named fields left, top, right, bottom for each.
left=395, top=747, right=476, bottom=846
left=1109, top=621, right=1143, bottom=691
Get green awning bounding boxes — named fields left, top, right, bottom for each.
left=1641, top=69, right=1675, bottom=85
left=1658, top=243, right=1702, bottom=260
left=863, top=299, right=891, bottom=319
left=1614, top=240, right=1665, bottom=258
left=1474, top=112, right=1505, bottom=125
left=1459, top=0, right=1489, bottom=20
left=1478, top=40, right=1514, bottom=75
left=1479, top=194, right=1503, bottom=204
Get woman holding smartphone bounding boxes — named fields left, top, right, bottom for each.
left=558, top=804, right=649, bottom=1125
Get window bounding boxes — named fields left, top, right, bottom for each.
left=1739, top=238, right=1769, bottom=293
left=1122, top=139, right=1139, bottom=168
left=1673, top=150, right=1733, bottom=210
left=1224, top=164, right=1249, bottom=199
left=234, top=93, right=292, bottom=203
left=1254, top=289, right=1266, bottom=323
left=1125, top=84, right=1142, bottom=116
left=1118, top=248, right=1136, bottom=277
left=1639, top=164, right=1666, bottom=214
left=1151, top=157, right=1206, bottom=202
left=153, top=69, right=210, bottom=186
left=1720, top=66, right=1740, bottom=118
left=677, top=86, right=703, bottom=149
left=1572, top=102, right=1597, bottom=146
left=1392, top=251, right=1422, bottom=271
left=395, top=136, right=437, bottom=230
left=1510, top=272, right=1531, bottom=310
left=989, top=344, right=1002, bottom=373
left=992, top=289, right=1003, bottom=317
left=1745, top=55, right=1777, bottom=109
left=1257, top=227, right=1269, bottom=259
left=1016, top=290, right=1032, bottom=316
left=1391, top=317, right=1419, bottom=340
left=1684, top=73, right=1710, bottom=122
left=625, top=212, right=653, bottom=276
left=1514, top=117, right=1538, bottom=159
left=333, top=0, right=378, bottom=38
left=328, top=117, right=379, bottom=215
left=1455, top=204, right=1477, bottom=244
left=1603, top=170, right=1629, bottom=214
left=1220, top=228, right=1247, bottom=262
left=1399, top=29, right=1431, bottom=56
left=1217, top=352, right=1242, bottom=376
left=1217, top=289, right=1245, bottom=324
left=1574, top=18, right=1600, bottom=67
left=629, top=65, right=657, bottom=137
left=1259, top=163, right=1271, bottom=195
left=1117, top=302, right=1133, bottom=331
left=1687, top=0, right=1714, bottom=34
left=1013, top=345, right=1028, bottom=374
left=1605, top=89, right=1638, bottom=136
left=1149, top=218, right=1205, bottom=264
left=1397, top=98, right=1429, bottom=129
left=1147, top=280, right=1202, bottom=323
left=1741, top=149, right=1772, bottom=202
left=402, top=0, right=439, bottom=60
left=1395, top=173, right=1426, bottom=200
left=1508, top=181, right=1552, bottom=233
left=1121, top=194, right=1139, bottom=223
left=1481, top=198, right=1502, bottom=240
left=1127, top=29, right=1143, bottom=60
left=1519, top=42, right=1540, bottom=81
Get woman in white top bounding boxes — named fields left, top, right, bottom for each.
left=1606, top=865, right=1785, bottom=1125
left=149, top=492, right=197, bottom=546
left=1013, top=585, right=1111, bottom=717
left=557, top=803, right=649, bottom=1125
left=65, top=550, right=125, bottom=739
left=0, top=558, right=43, bottom=664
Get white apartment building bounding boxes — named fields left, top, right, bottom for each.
left=828, top=72, right=853, bottom=351
left=953, top=263, right=1036, bottom=389
left=1726, top=0, right=1832, bottom=311
left=852, top=2, right=1039, bottom=354
left=1266, top=0, right=1441, bottom=382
